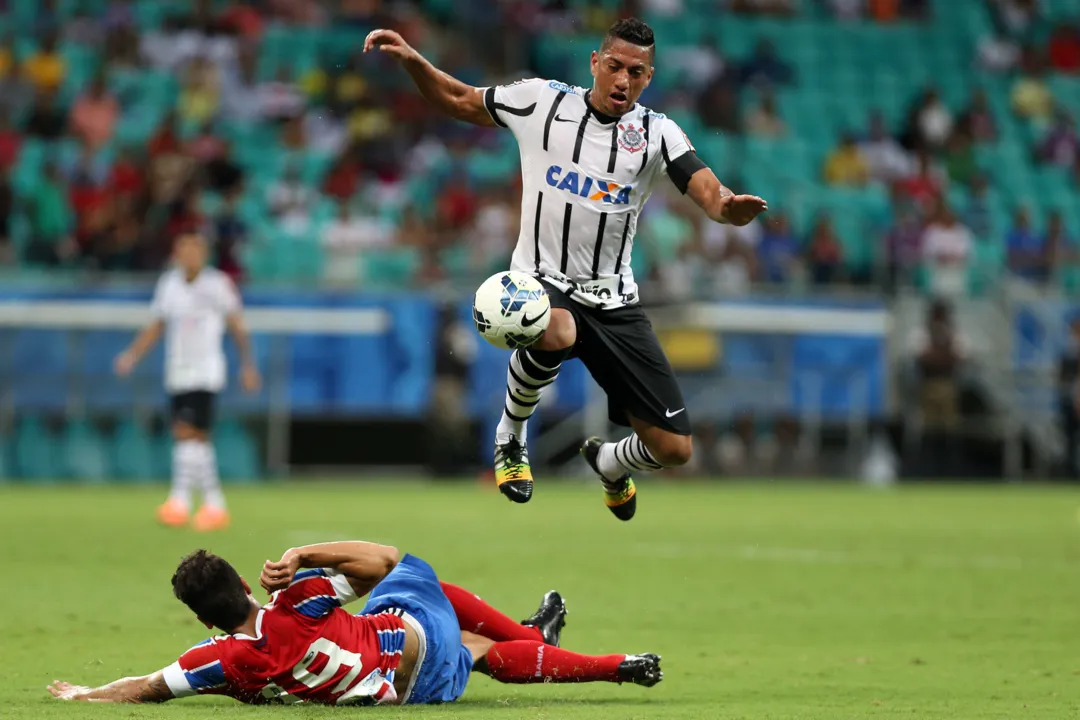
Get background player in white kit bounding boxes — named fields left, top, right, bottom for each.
left=114, top=232, right=261, bottom=531
left=366, top=19, right=767, bottom=519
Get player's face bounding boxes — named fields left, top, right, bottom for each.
left=590, top=40, right=653, bottom=116
left=175, top=235, right=208, bottom=273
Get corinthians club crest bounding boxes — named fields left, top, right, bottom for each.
left=617, top=122, right=646, bottom=153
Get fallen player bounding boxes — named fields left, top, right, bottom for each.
left=47, top=541, right=662, bottom=705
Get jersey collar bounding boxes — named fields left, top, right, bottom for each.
left=584, top=90, right=630, bottom=124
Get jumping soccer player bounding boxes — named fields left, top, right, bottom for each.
left=364, top=18, right=767, bottom=520
left=46, top=541, right=662, bottom=705
left=114, top=232, right=261, bottom=531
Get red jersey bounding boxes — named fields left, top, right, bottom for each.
left=162, top=569, right=408, bottom=706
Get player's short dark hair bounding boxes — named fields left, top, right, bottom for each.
left=602, top=18, right=656, bottom=59
left=171, top=550, right=251, bottom=631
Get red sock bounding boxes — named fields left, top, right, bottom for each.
left=440, top=582, right=543, bottom=642
left=484, top=641, right=625, bottom=684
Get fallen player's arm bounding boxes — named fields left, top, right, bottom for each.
left=263, top=541, right=400, bottom=597
left=363, top=29, right=494, bottom=127
left=685, top=167, right=768, bottom=227
left=47, top=671, right=174, bottom=704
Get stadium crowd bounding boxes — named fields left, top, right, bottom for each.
left=0, top=0, right=1077, bottom=299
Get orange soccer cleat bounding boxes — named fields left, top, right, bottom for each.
left=156, top=499, right=190, bottom=527
left=192, top=505, right=231, bottom=532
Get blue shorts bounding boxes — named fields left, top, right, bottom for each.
left=360, top=554, right=473, bottom=705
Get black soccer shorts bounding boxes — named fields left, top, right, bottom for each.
left=169, top=391, right=216, bottom=431
left=540, top=280, right=691, bottom=436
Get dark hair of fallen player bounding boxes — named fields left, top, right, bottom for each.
left=172, top=549, right=251, bottom=630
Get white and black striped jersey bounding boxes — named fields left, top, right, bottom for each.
left=482, top=78, right=707, bottom=310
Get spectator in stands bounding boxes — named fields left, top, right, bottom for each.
left=978, top=26, right=1021, bottom=73
left=25, top=89, right=66, bottom=141
left=203, top=139, right=243, bottom=195
left=187, top=122, right=226, bottom=165
left=0, top=109, right=21, bottom=170
left=322, top=145, right=362, bottom=201
left=823, top=133, right=869, bottom=186
left=1005, top=206, right=1048, bottom=282
left=867, top=0, right=900, bottom=22
left=943, top=131, right=977, bottom=188
left=267, top=164, right=314, bottom=236
left=108, top=146, right=146, bottom=201
left=964, top=173, right=993, bottom=240
left=321, top=197, right=393, bottom=286
left=886, top=197, right=924, bottom=288
left=281, top=115, right=307, bottom=153
left=744, top=90, right=786, bottom=137
left=702, top=219, right=757, bottom=297
left=911, top=87, right=953, bottom=151
left=900, top=0, right=929, bottom=21
left=756, top=212, right=800, bottom=283
left=697, top=75, right=741, bottom=133
left=1011, top=48, right=1053, bottom=124
left=1049, top=21, right=1080, bottom=74
left=913, top=299, right=965, bottom=476
left=0, top=167, right=12, bottom=265
left=861, top=111, right=913, bottom=183
left=470, top=186, right=518, bottom=274
left=0, top=38, right=13, bottom=80
left=26, top=163, right=75, bottom=267
left=666, top=33, right=724, bottom=92
left=222, top=49, right=262, bottom=123
left=827, top=0, right=863, bottom=21
left=1036, top=109, right=1079, bottom=169
left=991, top=0, right=1039, bottom=41
left=212, top=188, right=247, bottom=283
left=1045, top=210, right=1074, bottom=274
left=23, top=31, right=66, bottom=94
left=179, top=56, right=221, bottom=127
left=956, top=88, right=997, bottom=143
left=148, top=113, right=194, bottom=206
left=805, top=215, right=844, bottom=285
left=258, top=67, right=305, bottom=122
left=69, top=74, right=119, bottom=151
left=0, top=59, right=33, bottom=120
left=731, top=0, right=795, bottom=17
left=897, top=150, right=943, bottom=212
left=739, top=38, right=793, bottom=89
left=921, top=200, right=973, bottom=298
left=1058, top=315, right=1080, bottom=477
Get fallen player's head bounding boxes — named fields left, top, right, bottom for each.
left=171, top=549, right=253, bottom=631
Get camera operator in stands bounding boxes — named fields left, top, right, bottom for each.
left=1058, top=316, right=1080, bottom=478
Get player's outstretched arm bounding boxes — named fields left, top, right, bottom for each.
left=261, top=541, right=400, bottom=598
left=686, top=168, right=768, bottom=227
left=114, top=319, right=164, bottom=377
left=363, top=29, right=494, bottom=127
left=47, top=671, right=174, bottom=704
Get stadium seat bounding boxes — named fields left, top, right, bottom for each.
left=214, top=420, right=260, bottom=483
left=14, top=416, right=61, bottom=482
left=111, top=418, right=159, bottom=483
left=62, top=420, right=112, bottom=483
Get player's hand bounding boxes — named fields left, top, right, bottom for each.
left=47, top=681, right=92, bottom=701
left=241, top=364, right=261, bottom=394
left=114, top=350, right=136, bottom=377
left=719, top=194, right=768, bottom=226
left=260, top=550, right=301, bottom=595
left=363, top=29, right=418, bottom=62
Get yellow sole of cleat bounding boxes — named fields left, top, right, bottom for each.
left=604, top=480, right=636, bottom=508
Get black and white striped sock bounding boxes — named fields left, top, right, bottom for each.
left=496, top=348, right=564, bottom=442
left=597, top=434, right=663, bottom=481
left=169, top=439, right=200, bottom=507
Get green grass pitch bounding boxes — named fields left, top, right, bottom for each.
left=4, top=481, right=1080, bottom=719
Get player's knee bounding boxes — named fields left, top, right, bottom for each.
left=650, top=434, right=692, bottom=467
left=172, top=422, right=201, bottom=441
left=533, top=308, right=576, bottom=351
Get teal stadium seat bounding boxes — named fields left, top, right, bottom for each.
left=14, top=416, right=61, bottom=482
left=111, top=419, right=158, bottom=483
left=62, top=420, right=111, bottom=483
left=214, top=420, right=260, bottom=482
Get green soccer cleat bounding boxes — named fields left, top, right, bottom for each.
left=580, top=437, right=637, bottom=521
left=494, top=435, right=533, bottom=503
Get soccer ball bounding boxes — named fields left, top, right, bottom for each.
left=472, top=271, right=551, bottom=350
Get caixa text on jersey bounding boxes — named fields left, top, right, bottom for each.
left=545, top=166, right=633, bottom=205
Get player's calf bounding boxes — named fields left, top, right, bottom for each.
left=638, top=430, right=692, bottom=467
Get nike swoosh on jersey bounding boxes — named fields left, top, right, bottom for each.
left=521, top=307, right=550, bottom=327
left=553, top=115, right=577, bottom=123
left=665, top=408, right=686, bottom=418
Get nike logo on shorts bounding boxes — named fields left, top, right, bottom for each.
left=522, top=307, right=549, bottom=327
left=665, top=408, right=686, bottom=418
